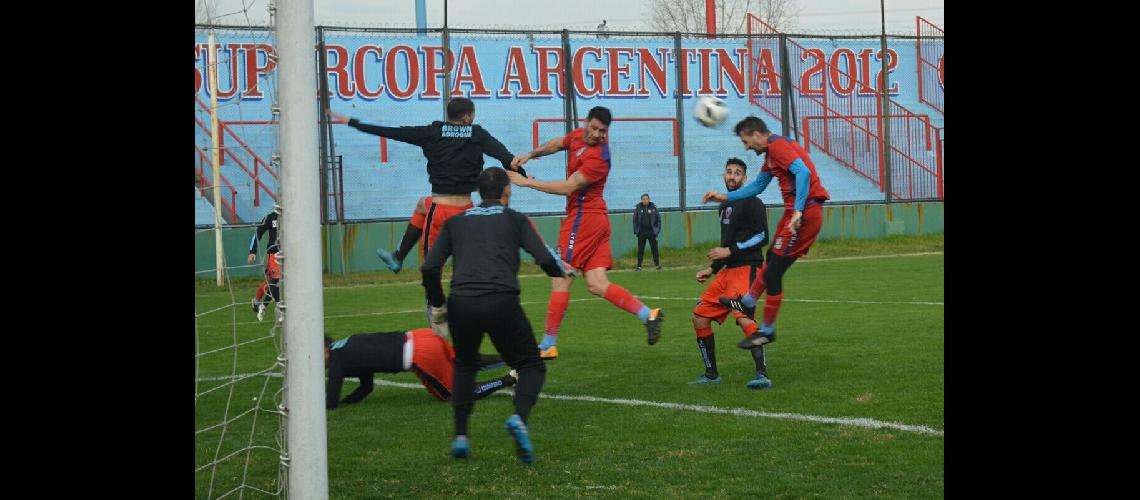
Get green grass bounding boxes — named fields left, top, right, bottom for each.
left=196, top=235, right=944, bottom=498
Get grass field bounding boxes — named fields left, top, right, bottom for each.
left=196, top=234, right=944, bottom=498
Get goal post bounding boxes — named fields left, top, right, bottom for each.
left=276, top=0, right=329, bottom=497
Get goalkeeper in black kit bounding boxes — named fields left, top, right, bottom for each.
left=421, top=167, right=569, bottom=464
left=247, top=210, right=279, bottom=322
left=324, top=329, right=515, bottom=410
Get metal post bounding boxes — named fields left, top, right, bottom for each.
left=208, top=32, right=225, bottom=287
left=316, top=27, right=330, bottom=226
left=880, top=0, right=893, bottom=202
left=781, top=37, right=798, bottom=142
left=276, top=0, right=329, bottom=498
left=777, top=34, right=791, bottom=137
left=561, top=29, right=577, bottom=134
left=442, top=0, right=451, bottom=117
left=673, top=33, right=687, bottom=211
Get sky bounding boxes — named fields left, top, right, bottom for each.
left=196, top=0, right=944, bottom=34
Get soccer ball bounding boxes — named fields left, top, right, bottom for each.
left=693, top=96, right=730, bottom=128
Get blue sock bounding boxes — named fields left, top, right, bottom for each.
left=741, top=294, right=757, bottom=307
left=636, top=305, right=650, bottom=323
left=539, top=334, right=558, bottom=349
left=760, top=322, right=774, bottom=334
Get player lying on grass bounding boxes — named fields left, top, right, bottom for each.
left=324, top=329, right=515, bottom=410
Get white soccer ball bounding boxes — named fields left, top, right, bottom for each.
left=693, top=96, right=730, bottom=128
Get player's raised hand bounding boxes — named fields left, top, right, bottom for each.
left=696, top=268, right=713, bottom=284
left=511, top=154, right=531, bottom=170
left=325, top=109, right=349, bottom=124
left=703, top=191, right=727, bottom=204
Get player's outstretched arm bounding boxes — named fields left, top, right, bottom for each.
left=248, top=214, right=271, bottom=262
left=725, top=171, right=774, bottom=203
left=517, top=214, right=569, bottom=278
left=326, top=363, right=345, bottom=410
left=509, top=170, right=589, bottom=196
left=341, top=375, right=374, bottom=405
left=512, top=136, right=565, bottom=169
left=328, top=109, right=433, bottom=146
left=702, top=191, right=727, bottom=204
left=478, top=129, right=520, bottom=172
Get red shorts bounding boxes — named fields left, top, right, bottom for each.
left=693, top=265, right=761, bottom=324
left=407, top=328, right=455, bottom=400
left=419, top=197, right=473, bottom=260
left=771, top=202, right=823, bottom=259
left=263, top=251, right=281, bottom=280
left=558, top=211, right=613, bottom=272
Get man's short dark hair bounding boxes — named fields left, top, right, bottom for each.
left=641, top=193, right=650, bottom=199
left=478, top=167, right=509, bottom=200
left=324, top=335, right=333, bottom=348
left=733, top=116, right=770, bottom=137
left=726, top=158, right=747, bottom=174
left=447, top=97, right=475, bottom=120
left=586, top=106, right=612, bottom=126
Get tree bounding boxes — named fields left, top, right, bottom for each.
left=645, top=0, right=801, bottom=34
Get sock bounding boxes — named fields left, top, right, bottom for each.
left=538, top=334, right=558, bottom=350
left=393, top=223, right=423, bottom=262
left=741, top=322, right=759, bottom=336
left=695, top=327, right=717, bottom=378
left=266, top=280, right=280, bottom=303
left=761, top=292, right=784, bottom=333
left=512, top=365, right=546, bottom=423
left=602, top=284, right=649, bottom=322
left=741, top=265, right=767, bottom=307
left=544, top=291, right=570, bottom=340
left=751, top=345, right=767, bottom=375
left=473, top=378, right=506, bottom=400
left=254, top=283, right=266, bottom=302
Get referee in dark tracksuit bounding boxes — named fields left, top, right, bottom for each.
left=421, top=167, right=568, bottom=464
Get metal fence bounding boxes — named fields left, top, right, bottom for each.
left=194, top=23, right=944, bottom=227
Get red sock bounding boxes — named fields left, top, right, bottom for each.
left=695, top=326, right=714, bottom=338
left=741, top=322, right=759, bottom=336
left=747, top=264, right=767, bottom=301
left=254, top=283, right=267, bottom=302
left=762, top=292, right=784, bottom=327
left=545, top=291, right=570, bottom=336
left=603, top=284, right=646, bottom=317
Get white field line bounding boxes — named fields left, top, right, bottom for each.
left=196, top=373, right=943, bottom=437
left=203, top=294, right=941, bottom=327
left=317, top=251, right=945, bottom=290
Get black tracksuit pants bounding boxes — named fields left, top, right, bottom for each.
left=449, top=292, right=546, bottom=436
left=637, top=233, right=660, bottom=267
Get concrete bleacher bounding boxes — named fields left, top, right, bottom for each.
left=195, top=189, right=218, bottom=226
